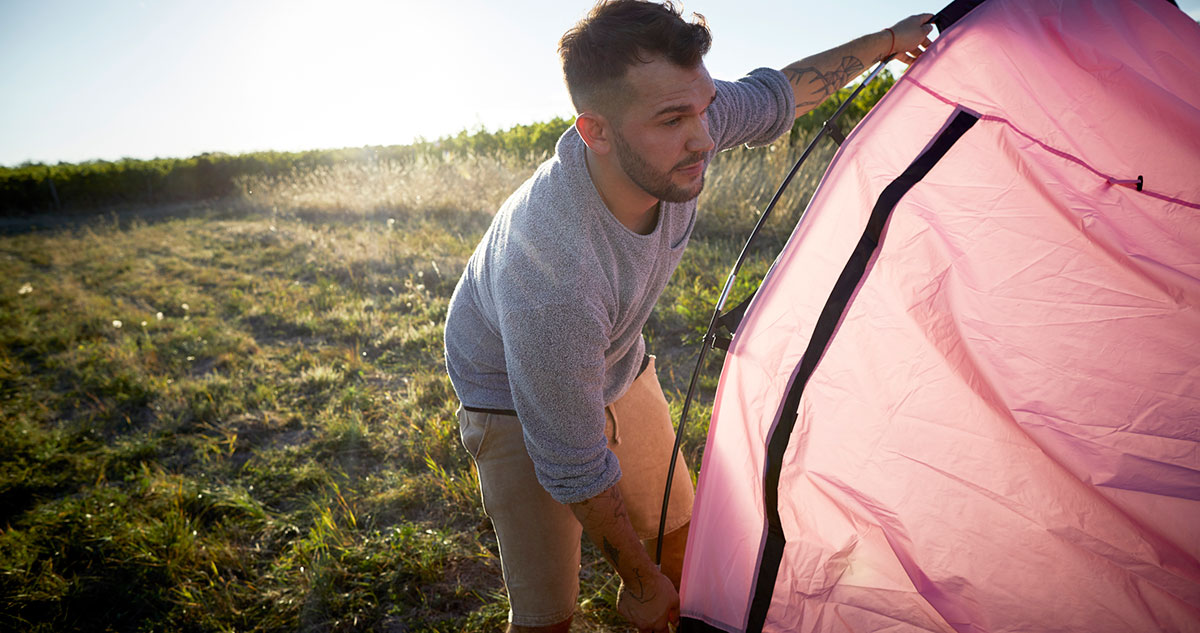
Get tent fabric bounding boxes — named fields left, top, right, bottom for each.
left=678, top=1, right=1200, bottom=631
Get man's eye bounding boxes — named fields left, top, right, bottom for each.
left=664, top=118, right=681, bottom=127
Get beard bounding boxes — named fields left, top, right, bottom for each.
left=611, top=130, right=707, bottom=203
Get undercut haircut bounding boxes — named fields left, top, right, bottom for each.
left=559, top=0, right=712, bottom=119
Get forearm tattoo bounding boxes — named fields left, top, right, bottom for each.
left=573, top=486, right=658, bottom=603
left=627, top=568, right=649, bottom=601
left=603, top=536, right=621, bottom=568
left=575, top=487, right=630, bottom=568
left=784, top=56, right=866, bottom=108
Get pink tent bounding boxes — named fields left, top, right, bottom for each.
left=679, top=0, right=1200, bottom=631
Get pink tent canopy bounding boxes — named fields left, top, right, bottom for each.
left=679, top=0, right=1200, bottom=631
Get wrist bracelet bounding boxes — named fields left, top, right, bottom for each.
left=885, top=27, right=895, bottom=57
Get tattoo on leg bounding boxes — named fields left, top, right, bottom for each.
left=784, top=56, right=866, bottom=108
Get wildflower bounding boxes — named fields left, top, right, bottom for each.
left=141, top=321, right=147, bottom=327
left=181, top=303, right=189, bottom=311
left=270, top=225, right=277, bottom=232
left=187, top=356, right=195, bottom=361
left=156, top=312, right=164, bottom=320
left=387, top=218, right=396, bottom=228
left=113, top=320, right=123, bottom=328
left=18, top=283, right=33, bottom=295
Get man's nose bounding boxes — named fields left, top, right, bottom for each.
left=686, top=118, right=715, bottom=154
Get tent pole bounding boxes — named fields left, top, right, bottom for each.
left=655, top=58, right=895, bottom=564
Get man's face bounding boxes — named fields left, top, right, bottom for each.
left=608, top=57, right=717, bottom=203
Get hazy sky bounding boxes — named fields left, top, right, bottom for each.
left=2, top=0, right=1198, bottom=166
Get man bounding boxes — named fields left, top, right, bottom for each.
left=444, top=2, right=933, bottom=631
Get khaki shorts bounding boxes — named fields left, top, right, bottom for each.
left=457, top=356, right=694, bottom=627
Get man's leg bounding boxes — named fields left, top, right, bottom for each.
left=458, top=407, right=583, bottom=630
left=641, top=520, right=689, bottom=591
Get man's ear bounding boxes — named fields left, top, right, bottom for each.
left=575, top=112, right=612, bottom=155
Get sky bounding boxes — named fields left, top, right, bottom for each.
left=2, top=0, right=1198, bottom=167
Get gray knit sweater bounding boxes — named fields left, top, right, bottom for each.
left=444, top=68, right=795, bottom=503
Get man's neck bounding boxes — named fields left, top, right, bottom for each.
left=585, top=147, right=660, bottom=235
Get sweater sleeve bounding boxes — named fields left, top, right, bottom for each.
left=710, top=67, right=797, bottom=151
left=498, top=298, right=622, bottom=504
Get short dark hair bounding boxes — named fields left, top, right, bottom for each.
left=559, top=0, right=712, bottom=118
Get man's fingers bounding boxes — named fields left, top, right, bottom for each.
left=889, top=13, right=937, bottom=65
left=895, top=31, right=934, bottom=67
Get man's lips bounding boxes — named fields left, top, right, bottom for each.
left=675, top=158, right=705, bottom=176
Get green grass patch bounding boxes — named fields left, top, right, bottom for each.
left=0, top=122, right=842, bottom=630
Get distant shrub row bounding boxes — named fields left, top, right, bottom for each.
left=0, top=72, right=892, bottom=215
left=0, top=116, right=576, bottom=215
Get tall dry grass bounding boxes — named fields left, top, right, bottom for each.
left=697, top=132, right=837, bottom=245
left=234, top=126, right=838, bottom=242
left=237, top=152, right=541, bottom=217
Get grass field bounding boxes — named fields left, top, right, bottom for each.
left=0, top=135, right=836, bottom=631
